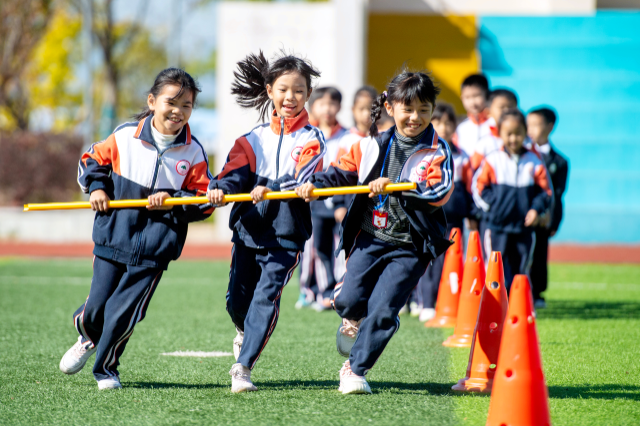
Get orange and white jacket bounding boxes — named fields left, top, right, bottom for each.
left=209, top=109, right=325, bottom=250
left=309, top=125, right=454, bottom=257
left=77, top=116, right=213, bottom=268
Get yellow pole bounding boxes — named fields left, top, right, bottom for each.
left=23, top=182, right=417, bottom=212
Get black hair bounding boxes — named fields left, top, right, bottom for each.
left=370, top=70, right=440, bottom=136
left=231, top=50, right=321, bottom=122
left=133, top=67, right=201, bottom=121
left=353, top=86, right=377, bottom=105
left=497, top=108, right=527, bottom=133
left=489, top=88, right=518, bottom=106
left=309, top=86, right=342, bottom=108
left=529, top=107, right=557, bottom=126
left=461, top=73, right=489, bottom=98
left=432, top=102, right=457, bottom=126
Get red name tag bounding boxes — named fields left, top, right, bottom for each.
left=372, top=210, right=388, bottom=229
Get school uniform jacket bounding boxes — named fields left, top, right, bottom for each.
left=77, top=116, right=214, bottom=268
left=209, top=109, right=325, bottom=251
left=311, top=122, right=348, bottom=218
left=444, top=142, right=476, bottom=226
left=309, top=125, right=454, bottom=258
left=455, top=112, right=492, bottom=157
left=472, top=146, right=552, bottom=234
left=540, top=142, right=569, bottom=232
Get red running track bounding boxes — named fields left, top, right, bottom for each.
left=0, top=242, right=639, bottom=263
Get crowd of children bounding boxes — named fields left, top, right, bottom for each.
left=58, top=50, right=568, bottom=394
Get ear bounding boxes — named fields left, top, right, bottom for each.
left=147, top=93, right=156, bottom=111
left=266, top=84, right=274, bottom=100
left=384, top=101, right=394, bottom=117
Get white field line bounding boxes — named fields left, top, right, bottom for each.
left=0, top=276, right=211, bottom=285
left=549, top=281, right=640, bottom=291
left=161, top=351, right=232, bottom=357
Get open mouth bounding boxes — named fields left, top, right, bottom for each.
left=282, top=104, right=296, bottom=113
left=168, top=117, right=182, bottom=125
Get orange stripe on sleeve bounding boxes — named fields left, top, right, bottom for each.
left=218, top=137, right=256, bottom=179
left=331, top=141, right=361, bottom=173
left=470, top=152, right=484, bottom=171
left=534, top=164, right=553, bottom=196
left=82, top=134, right=120, bottom=175
left=296, top=139, right=322, bottom=176
left=182, top=161, right=211, bottom=195
left=475, top=161, right=496, bottom=195
left=424, top=154, right=453, bottom=207
left=462, top=161, right=474, bottom=194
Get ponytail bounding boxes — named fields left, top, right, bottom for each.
left=231, top=49, right=321, bottom=122
left=369, top=92, right=388, bottom=137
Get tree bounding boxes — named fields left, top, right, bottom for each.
left=0, top=0, right=54, bottom=130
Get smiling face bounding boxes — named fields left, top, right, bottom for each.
left=385, top=98, right=434, bottom=138
left=461, top=86, right=487, bottom=116
left=500, top=116, right=527, bottom=155
left=267, top=71, right=311, bottom=118
left=148, top=84, right=194, bottom=135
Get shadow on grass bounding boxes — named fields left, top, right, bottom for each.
left=537, top=300, right=640, bottom=320
left=549, top=384, right=640, bottom=401
left=127, top=382, right=225, bottom=389
left=255, top=380, right=460, bottom=395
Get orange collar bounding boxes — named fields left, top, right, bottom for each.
left=468, top=109, right=489, bottom=125
left=270, top=109, right=310, bottom=135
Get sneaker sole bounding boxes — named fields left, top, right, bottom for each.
left=341, top=385, right=372, bottom=395
left=231, top=386, right=258, bottom=393
left=98, top=384, right=122, bottom=390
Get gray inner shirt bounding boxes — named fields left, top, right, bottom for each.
left=360, top=129, right=425, bottom=245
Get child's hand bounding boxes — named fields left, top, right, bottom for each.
left=207, top=189, right=226, bottom=206
left=524, top=209, right=539, bottom=227
left=250, top=186, right=271, bottom=204
left=90, top=189, right=110, bottom=212
left=334, top=207, right=347, bottom=223
left=368, top=177, right=392, bottom=198
left=147, top=192, right=172, bottom=210
left=295, top=183, right=318, bottom=202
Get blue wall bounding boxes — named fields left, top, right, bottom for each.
left=479, top=11, right=640, bottom=243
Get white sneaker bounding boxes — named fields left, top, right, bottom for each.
left=59, top=336, right=96, bottom=375
left=233, top=327, right=244, bottom=361
left=419, top=308, right=436, bottom=323
left=97, top=376, right=122, bottom=390
left=410, top=302, right=421, bottom=317
left=230, top=363, right=257, bottom=393
left=339, top=360, right=371, bottom=395
left=336, top=318, right=363, bottom=358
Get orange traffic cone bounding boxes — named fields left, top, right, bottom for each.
left=486, top=275, right=551, bottom=426
left=443, top=231, right=486, bottom=347
left=425, top=228, right=463, bottom=328
left=452, top=251, right=508, bottom=393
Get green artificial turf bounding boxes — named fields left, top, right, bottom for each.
left=0, top=259, right=639, bottom=425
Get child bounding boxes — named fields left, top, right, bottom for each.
left=297, top=87, right=347, bottom=311
left=455, top=74, right=491, bottom=157
left=296, top=70, right=454, bottom=394
left=527, top=107, right=569, bottom=308
left=417, top=102, right=476, bottom=322
left=470, top=88, right=518, bottom=170
left=60, top=68, right=213, bottom=390
left=473, top=109, right=552, bottom=291
left=206, top=51, right=324, bottom=393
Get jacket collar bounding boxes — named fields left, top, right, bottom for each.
left=379, top=124, right=439, bottom=151
left=270, top=109, right=310, bottom=135
left=468, top=109, right=489, bottom=125
left=135, top=114, right=191, bottom=147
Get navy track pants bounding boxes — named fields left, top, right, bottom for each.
left=73, top=256, right=163, bottom=381
left=417, top=222, right=459, bottom=309
left=227, top=243, right=300, bottom=369
left=332, top=231, right=431, bottom=376
left=486, top=228, right=536, bottom=292
left=299, top=216, right=339, bottom=301
left=530, top=228, right=550, bottom=300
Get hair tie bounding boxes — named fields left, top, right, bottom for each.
left=383, top=91, right=388, bottom=97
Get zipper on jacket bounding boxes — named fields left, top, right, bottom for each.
left=150, top=152, right=162, bottom=192
left=275, top=117, right=285, bottom=179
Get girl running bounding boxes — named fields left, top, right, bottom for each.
left=207, top=51, right=324, bottom=393
left=296, top=70, right=454, bottom=394
left=60, top=68, right=213, bottom=390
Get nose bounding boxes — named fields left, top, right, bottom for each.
left=410, top=110, right=420, bottom=121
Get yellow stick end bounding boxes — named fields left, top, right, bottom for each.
left=23, top=205, right=29, bottom=212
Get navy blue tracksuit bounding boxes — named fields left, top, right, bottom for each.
left=333, top=232, right=431, bottom=375
left=227, top=244, right=300, bottom=369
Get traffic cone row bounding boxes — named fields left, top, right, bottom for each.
left=425, top=231, right=551, bottom=425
